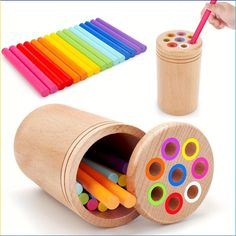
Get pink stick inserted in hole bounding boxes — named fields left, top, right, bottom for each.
left=191, top=0, right=217, bottom=44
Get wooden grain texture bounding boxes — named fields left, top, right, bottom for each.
left=14, top=104, right=145, bottom=227
left=127, top=122, right=214, bottom=224
left=156, top=30, right=203, bottom=115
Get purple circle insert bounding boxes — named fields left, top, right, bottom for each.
left=161, top=137, right=180, bottom=161
left=191, top=157, right=209, bottom=179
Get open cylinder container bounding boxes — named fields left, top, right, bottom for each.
left=14, top=105, right=213, bottom=227
left=156, top=30, right=203, bottom=115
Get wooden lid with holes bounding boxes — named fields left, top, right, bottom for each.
left=127, top=123, right=213, bottom=224
left=156, top=30, right=202, bottom=60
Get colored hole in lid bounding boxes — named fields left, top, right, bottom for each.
left=165, top=142, right=177, bottom=157
left=175, top=37, right=185, bottom=43
left=163, top=38, right=170, bottom=42
left=167, top=33, right=175, bottom=37
left=146, top=158, right=165, bottom=181
left=185, top=142, right=197, bottom=156
left=165, top=193, right=183, bottom=215
left=187, top=185, right=199, bottom=199
left=151, top=186, right=163, bottom=201
left=167, top=42, right=178, bottom=48
left=180, top=44, right=189, bottom=49
left=177, top=31, right=186, bottom=36
left=191, top=157, right=209, bottom=179
left=172, top=168, right=184, bottom=183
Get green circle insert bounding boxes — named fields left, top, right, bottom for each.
left=147, top=183, right=167, bottom=206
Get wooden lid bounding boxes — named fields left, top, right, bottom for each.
left=156, top=30, right=202, bottom=60
left=127, top=123, right=213, bottom=224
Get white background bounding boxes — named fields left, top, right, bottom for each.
left=1, top=1, right=235, bottom=235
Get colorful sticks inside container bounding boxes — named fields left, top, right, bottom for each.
left=2, top=18, right=146, bottom=97
left=76, top=147, right=134, bottom=213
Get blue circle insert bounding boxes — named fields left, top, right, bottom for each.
left=168, top=164, right=187, bottom=187
left=175, top=37, right=185, bottom=43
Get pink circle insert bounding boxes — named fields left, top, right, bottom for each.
left=191, top=157, right=209, bottom=179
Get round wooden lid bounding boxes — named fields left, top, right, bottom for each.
left=127, top=123, right=213, bottom=224
left=156, top=30, right=202, bottom=60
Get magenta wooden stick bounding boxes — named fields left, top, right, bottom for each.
left=191, top=0, right=217, bottom=44
left=2, top=48, right=50, bottom=97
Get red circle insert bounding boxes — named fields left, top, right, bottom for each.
left=165, top=193, right=183, bottom=215
left=167, top=42, right=178, bottom=48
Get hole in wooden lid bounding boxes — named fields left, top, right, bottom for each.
left=185, top=142, right=197, bottom=157
left=149, top=162, right=162, bottom=177
left=165, top=142, right=177, bottom=157
left=167, top=33, right=175, bottom=37
left=187, top=185, right=199, bottom=199
left=167, top=42, right=178, bottom=48
left=151, top=187, right=163, bottom=201
left=194, top=162, right=206, bottom=176
left=163, top=38, right=170, bottom=42
left=172, top=168, right=183, bottom=183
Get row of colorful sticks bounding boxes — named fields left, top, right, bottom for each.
left=2, top=18, right=146, bottom=97
left=75, top=150, right=136, bottom=212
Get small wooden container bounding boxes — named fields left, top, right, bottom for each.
left=14, top=104, right=213, bottom=227
left=156, top=30, right=203, bottom=115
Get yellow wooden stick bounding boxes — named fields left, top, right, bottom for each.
left=45, top=35, right=93, bottom=77
left=50, top=33, right=100, bottom=74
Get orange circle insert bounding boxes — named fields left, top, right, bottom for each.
left=146, top=158, right=165, bottom=181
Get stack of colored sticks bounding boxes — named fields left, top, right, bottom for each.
left=76, top=150, right=135, bottom=212
left=2, top=18, right=146, bottom=97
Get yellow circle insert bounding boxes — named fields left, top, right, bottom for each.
left=182, top=138, right=200, bottom=161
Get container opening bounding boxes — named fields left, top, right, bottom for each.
left=76, top=133, right=140, bottom=219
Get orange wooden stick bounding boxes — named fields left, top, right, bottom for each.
left=38, top=37, right=85, bottom=82
left=31, top=39, right=80, bottom=83
left=80, top=162, right=136, bottom=208
left=77, top=168, right=120, bottom=210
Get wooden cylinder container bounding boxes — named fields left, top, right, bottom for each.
left=14, top=104, right=214, bottom=227
left=156, top=30, right=203, bottom=116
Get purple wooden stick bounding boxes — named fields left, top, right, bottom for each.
left=89, top=150, right=128, bottom=174
left=96, top=18, right=147, bottom=52
left=91, top=19, right=142, bottom=55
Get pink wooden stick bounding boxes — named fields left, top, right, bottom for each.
left=2, top=48, right=50, bottom=97
left=9, top=46, right=58, bottom=94
left=191, top=0, right=217, bottom=44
